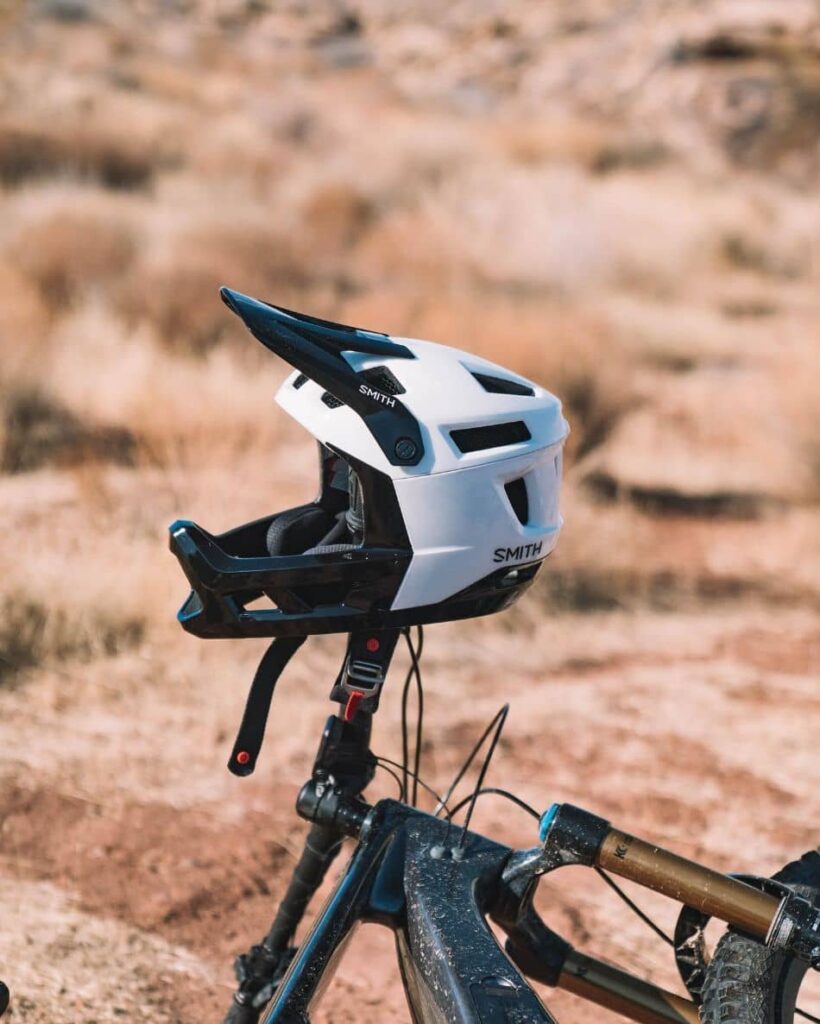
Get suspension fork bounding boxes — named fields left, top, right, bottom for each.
left=492, top=874, right=699, bottom=1024
left=536, top=804, right=800, bottom=946
left=497, top=801, right=820, bottom=1024
left=228, top=710, right=378, bottom=1013
left=231, top=823, right=346, bottom=1011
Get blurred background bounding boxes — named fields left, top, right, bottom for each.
left=0, top=1, right=818, bottom=1021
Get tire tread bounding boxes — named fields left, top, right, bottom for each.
left=700, top=850, right=820, bottom=1024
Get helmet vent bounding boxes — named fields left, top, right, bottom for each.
left=471, top=371, right=534, bottom=397
left=293, top=373, right=309, bottom=389
left=359, top=365, right=406, bottom=395
left=504, top=477, right=529, bottom=524
left=321, top=392, right=344, bottom=409
left=450, top=420, right=531, bottom=454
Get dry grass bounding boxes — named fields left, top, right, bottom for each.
left=389, top=293, right=634, bottom=462
left=0, top=547, right=147, bottom=682
left=0, top=119, right=158, bottom=191
left=41, top=302, right=286, bottom=466
left=10, top=206, right=137, bottom=309
left=0, top=384, right=136, bottom=474
left=0, top=590, right=144, bottom=682
left=116, top=219, right=320, bottom=353
left=0, top=262, right=50, bottom=351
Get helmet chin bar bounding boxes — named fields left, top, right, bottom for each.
left=169, top=437, right=546, bottom=642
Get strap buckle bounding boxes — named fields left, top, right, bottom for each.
left=344, top=657, right=387, bottom=696
left=331, top=629, right=401, bottom=717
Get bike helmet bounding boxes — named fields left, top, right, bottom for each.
left=169, top=288, right=568, bottom=639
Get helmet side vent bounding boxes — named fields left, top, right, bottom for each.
left=293, top=373, right=309, bottom=389
left=450, top=420, right=531, bottom=454
left=504, top=477, right=529, bottom=524
left=471, top=371, right=534, bottom=397
left=321, top=392, right=344, bottom=409
left=359, top=365, right=406, bottom=395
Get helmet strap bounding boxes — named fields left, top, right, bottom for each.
left=227, top=635, right=306, bottom=777
left=329, top=627, right=401, bottom=722
left=226, top=627, right=400, bottom=779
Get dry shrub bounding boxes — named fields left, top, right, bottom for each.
left=118, top=221, right=314, bottom=353
left=772, top=346, right=820, bottom=500
left=114, top=57, right=205, bottom=105
left=360, top=166, right=723, bottom=299
left=532, top=486, right=782, bottom=614
left=352, top=207, right=460, bottom=291
left=0, top=591, right=144, bottom=682
left=186, top=114, right=291, bottom=190
left=36, top=0, right=97, bottom=22
left=0, top=543, right=148, bottom=681
left=0, top=385, right=136, bottom=474
left=0, top=119, right=156, bottom=190
left=683, top=38, right=820, bottom=178
left=0, top=262, right=50, bottom=352
left=495, top=119, right=668, bottom=176
left=45, top=301, right=285, bottom=466
left=118, top=260, right=229, bottom=354
left=533, top=485, right=666, bottom=612
left=576, top=368, right=815, bottom=511
left=591, top=138, right=670, bottom=175
left=123, top=346, right=286, bottom=467
left=721, top=230, right=807, bottom=279
left=496, top=118, right=612, bottom=169
left=301, top=182, right=375, bottom=250
left=10, top=207, right=137, bottom=308
left=602, top=295, right=747, bottom=371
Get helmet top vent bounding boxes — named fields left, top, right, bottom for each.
left=471, top=371, right=535, bottom=397
left=450, top=420, right=531, bottom=454
left=359, top=365, right=406, bottom=396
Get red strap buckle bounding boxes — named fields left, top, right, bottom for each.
left=344, top=690, right=365, bottom=722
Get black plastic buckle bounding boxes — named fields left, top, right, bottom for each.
left=330, top=628, right=400, bottom=717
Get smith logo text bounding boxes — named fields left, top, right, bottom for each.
left=493, top=541, right=543, bottom=564
left=359, top=384, right=396, bottom=408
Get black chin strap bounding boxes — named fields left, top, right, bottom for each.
left=228, top=627, right=400, bottom=778
left=228, top=636, right=306, bottom=777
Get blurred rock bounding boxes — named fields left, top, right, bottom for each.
left=578, top=370, right=815, bottom=514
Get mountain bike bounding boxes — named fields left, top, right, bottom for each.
left=214, top=626, right=820, bottom=1024
left=168, top=291, right=818, bottom=1023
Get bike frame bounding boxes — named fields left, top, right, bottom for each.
left=260, top=796, right=699, bottom=1024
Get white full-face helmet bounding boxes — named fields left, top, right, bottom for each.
left=169, top=289, right=568, bottom=639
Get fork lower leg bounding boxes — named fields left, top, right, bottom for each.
left=229, top=823, right=345, bottom=1016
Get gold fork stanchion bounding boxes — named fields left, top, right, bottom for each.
left=596, top=829, right=779, bottom=938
